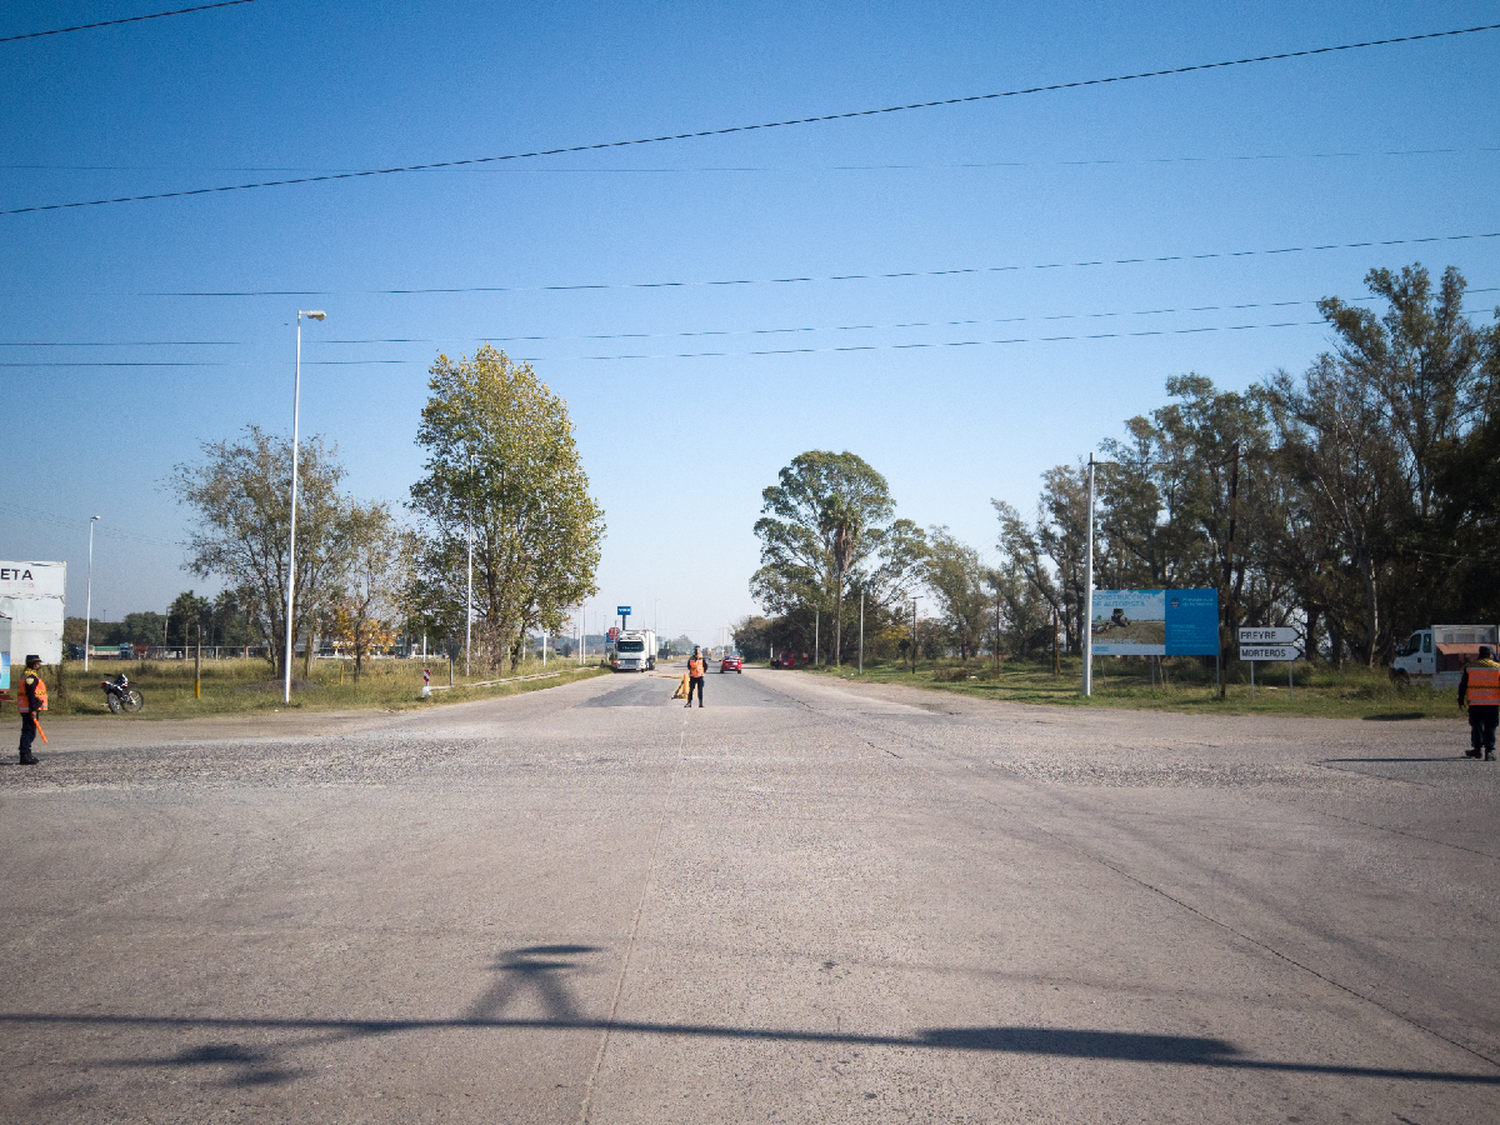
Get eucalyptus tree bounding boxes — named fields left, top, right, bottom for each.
left=751, top=451, right=925, bottom=665
left=924, top=527, right=990, bottom=660
left=409, top=346, right=603, bottom=672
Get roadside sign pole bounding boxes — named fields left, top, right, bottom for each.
left=1250, top=659, right=1254, bottom=700
left=858, top=593, right=864, bottom=675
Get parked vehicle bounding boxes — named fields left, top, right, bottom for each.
left=1391, top=624, right=1499, bottom=689
left=719, top=653, right=743, bottom=673
left=611, top=630, right=657, bottom=672
left=101, top=673, right=144, bottom=714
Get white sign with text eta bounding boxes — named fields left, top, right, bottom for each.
left=1239, top=626, right=1297, bottom=644
left=0, top=560, right=67, bottom=666
left=1240, top=645, right=1300, bottom=662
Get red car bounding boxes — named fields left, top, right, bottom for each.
left=719, top=653, right=743, bottom=673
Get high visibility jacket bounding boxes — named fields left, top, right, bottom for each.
left=17, top=670, right=48, bottom=713
left=688, top=657, right=705, bottom=677
left=1465, top=664, right=1500, bottom=706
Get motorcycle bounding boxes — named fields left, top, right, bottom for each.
left=102, top=673, right=144, bottom=714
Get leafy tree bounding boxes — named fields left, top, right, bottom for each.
left=167, top=590, right=212, bottom=646
left=171, top=425, right=361, bottom=677
left=924, top=527, right=989, bottom=660
left=329, top=503, right=412, bottom=678
left=408, top=346, right=604, bottom=673
left=751, top=451, right=925, bottom=665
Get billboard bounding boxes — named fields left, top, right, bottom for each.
left=0, top=561, right=67, bottom=667
left=1092, top=588, right=1219, bottom=656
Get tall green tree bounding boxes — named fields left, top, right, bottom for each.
left=172, top=425, right=358, bottom=677
left=409, top=346, right=604, bottom=673
left=924, top=527, right=989, bottom=660
left=751, top=451, right=925, bottom=665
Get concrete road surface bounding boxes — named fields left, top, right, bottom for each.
left=2, top=666, right=1497, bottom=1123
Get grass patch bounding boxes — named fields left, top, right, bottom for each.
left=793, top=656, right=1462, bottom=720
left=7, top=656, right=611, bottom=721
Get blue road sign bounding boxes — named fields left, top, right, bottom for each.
left=617, top=606, right=631, bottom=616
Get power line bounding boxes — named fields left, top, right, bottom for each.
left=0, top=316, right=1341, bottom=367
left=0, top=0, right=261, bottom=44
left=7, top=144, right=1496, bottom=174
left=2, top=290, right=1493, bottom=354
left=4, top=228, right=1492, bottom=299
left=6, top=22, right=1498, bottom=216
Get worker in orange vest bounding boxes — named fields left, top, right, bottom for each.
left=684, top=647, right=706, bottom=709
left=1458, top=645, right=1500, bottom=760
left=15, top=654, right=48, bottom=765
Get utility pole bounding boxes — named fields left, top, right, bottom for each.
left=858, top=592, right=864, bottom=675
left=1219, top=441, right=1240, bottom=699
left=1082, top=452, right=1095, bottom=697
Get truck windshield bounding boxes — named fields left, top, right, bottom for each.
left=618, top=640, right=645, bottom=652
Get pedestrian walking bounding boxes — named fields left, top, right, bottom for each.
left=684, top=646, right=706, bottom=709
left=1458, top=644, right=1500, bottom=760
left=13, top=654, right=48, bottom=765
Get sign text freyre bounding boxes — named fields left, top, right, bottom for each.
left=1238, top=627, right=1298, bottom=644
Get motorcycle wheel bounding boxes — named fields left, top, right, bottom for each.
left=106, top=692, right=123, bottom=714
left=122, top=689, right=144, bottom=713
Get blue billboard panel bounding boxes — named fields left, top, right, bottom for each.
left=1092, top=588, right=1219, bottom=656
left=1165, top=588, right=1219, bottom=655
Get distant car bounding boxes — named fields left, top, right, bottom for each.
left=777, top=651, right=797, bottom=668
left=719, top=653, right=743, bottom=673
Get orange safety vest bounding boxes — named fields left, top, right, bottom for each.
left=1466, top=665, right=1500, bottom=706
left=689, top=657, right=705, bottom=677
left=17, top=670, right=48, bottom=713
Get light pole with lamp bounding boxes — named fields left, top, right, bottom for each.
left=84, top=515, right=100, bottom=670
left=284, top=310, right=326, bottom=705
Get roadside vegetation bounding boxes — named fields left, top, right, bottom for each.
left=791, top=656, right=1461, bottom=721
left=4, top=657, right=610, bottom=722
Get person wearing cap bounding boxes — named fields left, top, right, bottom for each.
left=1457, top=645, right=1500, bottom=760
left=14, top=655, right=48, bottom=765
left=684, top=646, right=706, bottom=709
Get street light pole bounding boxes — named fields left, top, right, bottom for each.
left=1083, top=452, right=1096, bottom=697
left=84, top=515, right=100, bottom=670
left=285, top=310, right=326, bottom=705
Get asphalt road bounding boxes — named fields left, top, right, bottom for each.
left=2, top=665, right=1498, bottom=1123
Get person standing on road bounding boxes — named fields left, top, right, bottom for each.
left=1458, top=645, right=1500, bottom=760
left=685, top=647, right=706, bottom=709
left=12, top=654, right=47, bottom=765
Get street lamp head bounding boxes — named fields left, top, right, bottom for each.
left=302, top=310, right=327, bottom=321
left=90, top=515, right=100, bottom=522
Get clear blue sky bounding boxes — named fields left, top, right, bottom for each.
left=5, top=1, right=1498, bottom=646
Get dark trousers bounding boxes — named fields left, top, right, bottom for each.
left=1469, top=705, right=1498, bottom=752
left=688, top=677, right=704, bottom=706
left=19, top=712, right=37, bottom=758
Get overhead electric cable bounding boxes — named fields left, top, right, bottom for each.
left=0, top=317, right=1347, bottom=367
left=0, top=0, right=261, bottom=44
left=13, top=289, right=1499, bottom=352
left=6, top=228, right=1491, bottom=298
left=7, top=144, right=1496, bottom=174
left=5, top=22, right=1497, bottom=216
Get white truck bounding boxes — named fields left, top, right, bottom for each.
left=611, top=630, right=657, bottom=672
left=1391, top=624, right=1499, bottom=689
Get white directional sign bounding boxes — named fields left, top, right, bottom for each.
left=1239, top=626, right=1297, bottom=644
left=1240, top=645, right=1300, bottom=661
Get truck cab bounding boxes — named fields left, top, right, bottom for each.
left=611, top=630, right=657, bottom=672
left=1392, top=624, right=1499, bottom=688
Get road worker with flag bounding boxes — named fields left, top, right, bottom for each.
left=684, top=646, right=706, bottom=709
left=1458, top=645, right=1500, bottom=760
left=10, top=654, right=48, bottom=765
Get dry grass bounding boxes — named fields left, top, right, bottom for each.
left=801, top=655, right=1460, bottom=720
left=8, top=656, right=610, bottom=720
